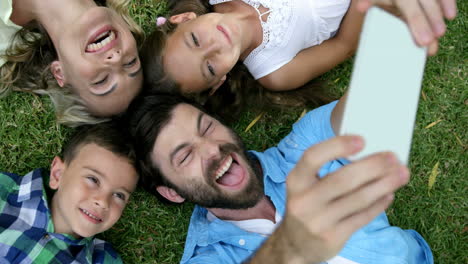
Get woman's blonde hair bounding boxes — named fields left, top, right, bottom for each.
left=0, top=0, right=143, bottom=127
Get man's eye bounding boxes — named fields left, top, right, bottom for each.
left=124, top=58, right=137, bottom=67
left=191, top=32, right=200, bottom=47
left=93, top=75, right=108, bottom=85
left=207, top=63, right=215, bottom=76
left=180, top=151, right=192, bottom=165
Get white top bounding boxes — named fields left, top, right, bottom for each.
left=0, top=0, right=22, bottom=67
left=209, top=0, right=351, bottom=79
left=206, top=210, right=360, bottom=264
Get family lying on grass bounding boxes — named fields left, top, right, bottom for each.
left=0, top=0, right=458, bottom=263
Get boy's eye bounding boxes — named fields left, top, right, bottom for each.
left=191, top=32, right=200, bottom=47
left=86, top=176, right=99, bottom=185
left=207, top=63, right=215, bottom=76
left=93, top=75, right=108, bottom=86
left=113, top=192, right=126, bottom=201
left=124, top=58, right=137, bottom=67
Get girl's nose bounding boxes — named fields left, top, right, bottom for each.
left=106, top=49, right=122, bottom=64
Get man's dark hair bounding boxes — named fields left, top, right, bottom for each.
left=126, top=92, right=210, bottom=201
left=62, top=122, right=136, bottom=167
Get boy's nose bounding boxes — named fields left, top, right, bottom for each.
left=93, top=194, right=110, bottom=210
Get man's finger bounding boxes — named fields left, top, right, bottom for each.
left=287, top=136, right=364, bottom=195
left=427, top=39, right=439, bottom=56
left=440, top=0, right=457, bottom=20
left=334, top=194, right=395, bottom=242
left=316, top=152, right=399, bottom=202
left=324, top=165, right=408, bottom=222
left=394, top=0, right=435, bottom=46
left=420, top=0, right=446, bottom=37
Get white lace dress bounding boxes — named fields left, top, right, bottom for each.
left=0, top=0, right=22, bottom=67
left=209, top=0, right=351, bottom=79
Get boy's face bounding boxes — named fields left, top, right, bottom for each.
left=49, top=143, right=138, bottom=238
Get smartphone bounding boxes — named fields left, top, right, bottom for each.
left=339, top=7, right=427, bottom=164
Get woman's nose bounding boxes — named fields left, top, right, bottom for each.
left=106, top=49, right=122, bottom=64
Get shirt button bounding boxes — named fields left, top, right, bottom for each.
left=238, top=239, right=246, bottom=246
left=43, top=234, right=50, bottom=239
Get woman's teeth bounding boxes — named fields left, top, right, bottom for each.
left=86, top=31, right=115, bottom=52
left=215, top=156, right=233, bottom=180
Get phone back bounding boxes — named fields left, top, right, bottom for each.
left=339, top=7, right=427, bottom=164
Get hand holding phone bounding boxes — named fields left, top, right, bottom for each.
left=339, top=7, right=427, bottom=164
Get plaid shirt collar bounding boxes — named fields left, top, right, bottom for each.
left=16, top=169, right=93, bottom=245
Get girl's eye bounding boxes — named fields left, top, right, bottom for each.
left=124, top=58, right=137, bottom=67
left=86, top=176, right=99, bottom=185
left=113, top=192, right=126, bottom=201
left=93, top=75, right=108, bottom=85
left=207, top=63, right=215, bottom=76
left=191, top=32, right=200, bottom=47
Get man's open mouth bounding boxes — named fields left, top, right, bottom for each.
left=214, top=153, right=245, bottom=188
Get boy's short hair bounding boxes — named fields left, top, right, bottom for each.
left=62, top=122, right=136, bottom=167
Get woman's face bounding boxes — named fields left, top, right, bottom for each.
left=163, top=13, right=243, bottom=94
left=52, top=7, right=143, bottom=116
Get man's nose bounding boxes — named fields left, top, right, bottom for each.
left=201, top=140, right=221, bottom=161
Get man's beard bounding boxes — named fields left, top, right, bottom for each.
left=167, top=140, right=264, bottom=210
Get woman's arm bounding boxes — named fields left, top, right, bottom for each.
left=258, top=0, right=364, bottom=91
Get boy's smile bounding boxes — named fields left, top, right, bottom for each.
left=49, top=143, right=138, bottom=238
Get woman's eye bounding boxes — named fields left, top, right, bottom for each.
left=124, top=58, right=137, bottom=67
left=114, top=192, right=126, bottom=201
left=93, top=75, right=108, bottom=85
left=203, top=122, right=212, bottom=135
left=207, top=63, right=215, bottom=76
left=191, top=32, right=200, bottom=47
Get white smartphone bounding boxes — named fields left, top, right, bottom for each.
left=339, top=7, right=427, bottom=164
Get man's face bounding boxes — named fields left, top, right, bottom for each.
left=152, top=104, right=263, bottom=209
left=50, top=143, right=138, bottom=238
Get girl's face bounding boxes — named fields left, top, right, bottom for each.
left=52, top=7, right=143, bottom=116
left=163, top=13, right=243, bottom=94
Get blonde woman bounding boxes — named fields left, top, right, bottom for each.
left=0, top=0, right=143, bottom=126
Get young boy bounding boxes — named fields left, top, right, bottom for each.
left=0, top=122, right=138, bottom=263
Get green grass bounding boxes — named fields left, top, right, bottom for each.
left=0, top=0, right=466, bottom=263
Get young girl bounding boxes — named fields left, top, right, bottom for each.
left=0, top=0, right=143, bottom=126
left=141, top=0, right=365, bottom=120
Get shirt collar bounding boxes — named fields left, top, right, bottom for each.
left=17, top=169, right=47, bottom=203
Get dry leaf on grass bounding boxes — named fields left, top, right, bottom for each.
left=244, top=112, right=265, bottom=132
left=425, top=119, right=443, bottom=129
left=428, top=161, right=439, bottom=192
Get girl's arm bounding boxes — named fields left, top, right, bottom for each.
left=258, top=0, right=364, bottom=91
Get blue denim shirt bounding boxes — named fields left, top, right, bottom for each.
left=181, top=101, right=433, bottom=264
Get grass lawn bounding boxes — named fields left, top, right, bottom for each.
left=0, top=0, right=466, bottom=263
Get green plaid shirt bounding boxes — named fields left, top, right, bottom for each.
left=0, top=169, right=123, bottom=263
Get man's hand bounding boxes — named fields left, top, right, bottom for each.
left=356, top=0, right=457, bottom=55
left=249, top=136, right=410, bottom=264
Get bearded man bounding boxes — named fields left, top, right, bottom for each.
left=127, top=92, right=431, bottom=264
